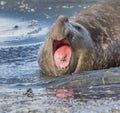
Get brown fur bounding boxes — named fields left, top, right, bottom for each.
left=38, top=0, right=120, bottom=76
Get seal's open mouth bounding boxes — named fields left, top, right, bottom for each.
left=53, top=39, right=72, bottom=69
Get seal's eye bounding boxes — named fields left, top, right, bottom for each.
left=74, top=25, right=82, bottom=31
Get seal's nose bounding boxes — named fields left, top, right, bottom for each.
left=56, top=15, right=68, bottom=23
left=49, top=15, right=69, bottom=40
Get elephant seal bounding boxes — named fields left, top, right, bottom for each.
left=38, top=0, right=120, bottom=76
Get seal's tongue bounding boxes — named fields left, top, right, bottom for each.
left=53, top=40, right=72, bottom=69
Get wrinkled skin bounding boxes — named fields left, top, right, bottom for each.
left=38, top=0, right=120, bottom=76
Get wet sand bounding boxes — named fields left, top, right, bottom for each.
left=0, top=86, right=119, bottom=113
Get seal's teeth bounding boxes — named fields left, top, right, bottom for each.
left=62, top=66, right=68, bottom=69
left=62, top=67, right=65, bottom=69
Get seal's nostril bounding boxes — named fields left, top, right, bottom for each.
left=58, top=15, right=68, bottom=23
left=64, top=17, right=68, bottom=22
left=66, top=32, right=73, bottom=41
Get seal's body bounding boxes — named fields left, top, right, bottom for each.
left=38, top=0, right=120, bottom=76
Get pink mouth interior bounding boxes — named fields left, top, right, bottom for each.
left=53, top=39, right=72, bottom=69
